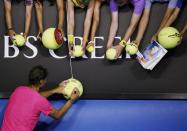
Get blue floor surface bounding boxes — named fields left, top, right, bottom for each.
left=1, top=100, right=187, bottom=131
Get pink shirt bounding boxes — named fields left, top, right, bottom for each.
left=1, top=86, right=53, bottom=131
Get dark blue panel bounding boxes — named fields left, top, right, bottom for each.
left=1, top=100, right=187, bottom=131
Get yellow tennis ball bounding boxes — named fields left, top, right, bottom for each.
left=72, top=45, right=84, bottom=57
left=158, top=27, right=180, bottom=49
left=86, top=45, right=94, bottom=53
left=42, top=28, right=63, bottom=50
left=63, top=78, right=83, bottom=99
left=13, top=34, right=26, bottom=47
left=106, top=48, right=117, bottom=60
left=125, top=43, right=138, bottom=55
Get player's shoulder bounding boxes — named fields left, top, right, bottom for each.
left=13, top=86, right=36, bottom=95
left=15, top=86, right=30, bottom=91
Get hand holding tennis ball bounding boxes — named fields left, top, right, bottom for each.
left=106, top=48, right=117, bottom=60
left=12, top=33, right=26, bottom=47
left=72, top=45, right=84, bottom=57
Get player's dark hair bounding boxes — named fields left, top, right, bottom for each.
left=29, top=65, right=48, bottom=85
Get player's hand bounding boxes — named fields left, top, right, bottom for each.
left=178, top=34, right=183, bottom=45
left=137, top=56, right=146, bottom=64
left=151, top=34, right=157, bottom=42
left=8, top=29, right=16, bottom=41
left=106, top=44, right=112, bottom=49
left=59, top=80, right=69, bottom=87
left=114, top=44, right=123, bottom=58
left=70, top=88, right=80, bottom=102
left=58, top=28, right=64, bottom=36
left=132, top=40, right=140, bottom=47
left=57, top=80, right=69, bottom=94
left=54, top=85, right=65, bottom=94
left=23, top=33, right=28, bottom=41
left=37, top=31, right=43, bottom=41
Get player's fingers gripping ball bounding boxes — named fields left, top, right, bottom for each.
left=158, top=27, right=180, bottom=49
left=86, top=41, right=94, bottom=53
left=62, top=78, right=83, bottom=99
left=72, top=45, right=84, bottom=57
left=42, top=28, right=64, bottom=50
left=12, top=33, right=26, bottom=47
left=106, top=48, right=117, bottom=60
left=125, top=42, right=138, bottom=55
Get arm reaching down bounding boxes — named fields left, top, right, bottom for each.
left=4, top=0, right=16, bottom=39
left=49, top=88, right=79, bottom=119
left=24, top=4, right=33, bottom=38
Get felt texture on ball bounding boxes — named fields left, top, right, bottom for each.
left=106, top=48, right=117, bottom=60
left=86, top=44, right=94, bottom=53
left=158, top=27, right=180, bottom=49
left=125, top=43, right=138, bottom=55
left=63, top=78, right=83, bottom=99
left=72, top=45, right=84, bottom=57
left=13, top=34, right=26, bottom=47
left=42, top=28, right=62, bottom=50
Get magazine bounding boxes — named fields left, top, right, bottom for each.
left=137, top=41, right=168, bottom=70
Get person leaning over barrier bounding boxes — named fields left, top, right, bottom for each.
left=88, top=0, right=119, bottom=50
left=67, top=0, right=95, bottom=54
left=111, top=0, right=145, bottom=58
left=34, top=0, right=65, bottom=40
left=150, top=0, right=184, bottom=42
left=4, top=0, right=33, bottom=41
left=133, top=0, right=184, bottom=48
left=1, top=65, right=79, bottom=131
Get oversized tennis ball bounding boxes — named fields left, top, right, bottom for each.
left=158, top=27, right=180, bottom=49
left=125, top=43, right=138, bottom=55
left=12, top=34, right=26, bottom=47
left=106, top=48, right=117, bottom=60
left=42, top=28, right=64, bottom=50
left=72, top=45, right=84, bottom=57
left=63, top=78, right=83, bottom=99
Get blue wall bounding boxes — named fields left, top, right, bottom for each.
left=1, top=100, right=187, bottom=131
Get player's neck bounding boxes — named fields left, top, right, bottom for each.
left=30, top=85, right=40, bottom=92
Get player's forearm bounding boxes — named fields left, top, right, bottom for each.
left=155, top=8, right=174, bottom=35
left=181, top=23, right=187, bottom=35
left=135, top=9, right=150, bottom=46
left=24, top=5, right=33, bottom=37
left=164, top=8, right=180, bottom=27
left=4, top=0, right=13, bottom=29
left=55, top=100, right=73, bottom=119
left=90, top=11, right=100, bottom=41
left=122, top=14, right=140, bottom=42
left=90, top=1, right=101, bottom=41
left=57, top=0, right=64, bottom=29
left=40, top=88, right=57, bottom=98
left=35, top=2, right=43, bottom=32
left=107, top=12, right=118, bottom=47
left=67, top=0, right=74, bottom=35
left=83, top=13, right=94, bottom=47
left=82, top=0, right=95, bottom=47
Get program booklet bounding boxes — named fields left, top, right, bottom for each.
left=137, top=41, right=168, bottom=70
